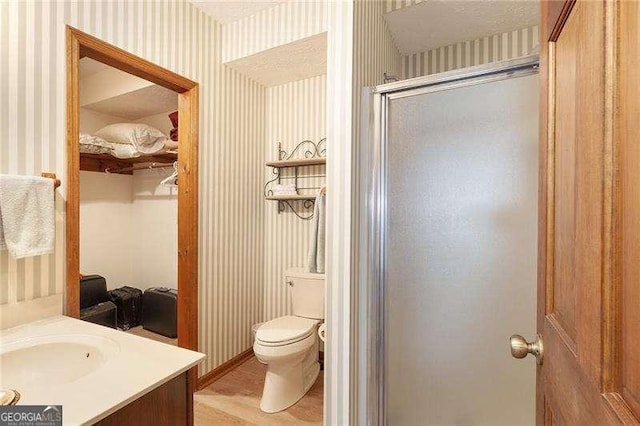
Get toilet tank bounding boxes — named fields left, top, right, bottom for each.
left=286, top=268, right=325, bottom=319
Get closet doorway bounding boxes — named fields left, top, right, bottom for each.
left=65, top=26, right=199, bottom=356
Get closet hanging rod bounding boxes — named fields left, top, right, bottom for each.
left=105, top=162, right=174, bottom=174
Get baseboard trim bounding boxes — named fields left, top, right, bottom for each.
left=196, top=348, right=254, bottom=391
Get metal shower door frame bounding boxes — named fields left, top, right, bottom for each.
left=357, top=55, right=540, bottom=425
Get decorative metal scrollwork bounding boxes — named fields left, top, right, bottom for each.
left=263, top=167, right=280, bottom=197
left=264, top=138, right=326, bottom=221
left=278, top=138, right=327, bottom=161
left=277, top=199, right=315, bottom=220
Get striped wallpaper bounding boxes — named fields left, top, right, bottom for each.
left=0, top=3, right=541, bottom=415
left=385, top=0, right=424, bottom=13
left=0, top=0, right=268, bottom=380
left=0, top=0, right=216, bottom=309
left=199, top=52, right=266, bottom=374
left=217, top=0, right=330, bottom=363
left=263, top=75, right=326, bottom=321
left=402, top=25, right=540, bottom=79
left=222, top=0, right=327, bottom=63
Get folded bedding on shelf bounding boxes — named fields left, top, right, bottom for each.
left=163, top=140, right=179, bottom=150
left=79, top=133, right=114, bottom=155
left=80, top=123, right=176, bottom=159
left=110, top=143, right=142, bottom=159
left=94, top=123, right=169, bottom=154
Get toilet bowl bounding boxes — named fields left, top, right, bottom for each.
left=254, top=316, right=320, bottom=413
left=254, top=268, right=325, bottom=413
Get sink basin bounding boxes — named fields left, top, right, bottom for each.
left=0, top=334, right=120, bottom=388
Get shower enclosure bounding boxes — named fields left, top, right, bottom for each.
left=358, top=57, right=539, bottom=425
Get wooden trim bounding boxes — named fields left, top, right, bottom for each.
left=66, top=27, right=81, bottom=319
left=177, top=86, right=199, bottom=353
left=547, top=0, right=577, bottom=42
left=186, top=366, right=197, bottom=426
left=197, top=348, right=255, bottom=391
left=66, top=26, right=199, bottom=424
left=80, top=152, right=177, bottom=174
left=537, top=2, right=551, bottom=425
left=601, top=0, right=619, bottom=395
left=69, top=27, right=196, bottom=93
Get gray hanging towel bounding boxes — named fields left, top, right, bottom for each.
left=307, top=188, right=326, bottom=273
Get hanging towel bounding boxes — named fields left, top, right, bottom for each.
left=307, top=188, right=326, bottom=273
left=0, top=175, right=55, bottom=259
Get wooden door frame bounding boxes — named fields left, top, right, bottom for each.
left=65, top=25, right=199, bottom=368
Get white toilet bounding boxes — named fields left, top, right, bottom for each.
left=253, top=268, right=325, bottom=413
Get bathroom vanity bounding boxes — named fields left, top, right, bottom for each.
left=94, top=372, right=188, bottom=425
left=0, top=316, right=204, bottom=425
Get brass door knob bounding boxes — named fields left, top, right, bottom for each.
left=510, top=334, right=544, bottom=365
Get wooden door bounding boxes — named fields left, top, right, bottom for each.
left=537, top=0, right=640, bottom=424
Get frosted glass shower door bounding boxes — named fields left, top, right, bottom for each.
left=386, top=73, right=539, bottom=425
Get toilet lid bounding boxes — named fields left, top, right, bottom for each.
left=256, top=316, right=318, bottom=345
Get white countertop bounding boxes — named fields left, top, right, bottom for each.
left=0, top=315, right=205, bottom=425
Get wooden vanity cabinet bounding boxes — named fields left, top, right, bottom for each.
left=94, top=372, right=189, bottom=426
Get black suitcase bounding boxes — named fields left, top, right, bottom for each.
left=80, top=275, right=117, bottom=329
left=80, top=275, right=109, bottom=309
left=109, top=286, right=143, bottom=330
left=81, top=301, right=117, bottom=329
left=142, top=287, right=177, bottom=338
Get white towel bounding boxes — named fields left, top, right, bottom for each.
left=0, top=175, right=55, bottom=259
left=271, top=184, right=297, bottom=196
left=307, top=189, right=326, bottom=273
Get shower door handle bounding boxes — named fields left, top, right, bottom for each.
left=510, top=334, right=544, bottom=365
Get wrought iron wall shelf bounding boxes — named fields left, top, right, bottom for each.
left=264, top=138, right=326, bottom=220
left=265, top=194, right=316, bottom=201
left=265, top=157, right=326, bottom=168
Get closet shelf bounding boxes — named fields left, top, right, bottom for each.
left=80, top=152, right=177, bottom=175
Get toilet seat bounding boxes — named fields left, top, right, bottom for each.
left=256, top=316, right=318, bottom=347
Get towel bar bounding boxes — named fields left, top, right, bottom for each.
left=41, top=172, right=61, bottom=189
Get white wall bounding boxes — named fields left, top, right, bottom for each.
left=133, top=111, right=175, bottom=136
left=79, top=171, right=134, bottom=289
left=326, top=1, right=355, bottom=424
left=79, top=169, right=177, bottom=292
left=79, top=65, right=153, bottom=107
left=79, top=108, right=125, bottom=134
left=131, top=168, right=178, bottom=291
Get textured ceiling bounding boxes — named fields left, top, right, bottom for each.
left=79, top=57, right=110, bottom=78
left=82, top=85, right=178, bottom=120
left=224, top=33, right=326, bottom=87
left=385, top=0, right=540, bottom=55
left=80, top=57, right=177, bottom=120
left=190, top=0, right=284, bottom=23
